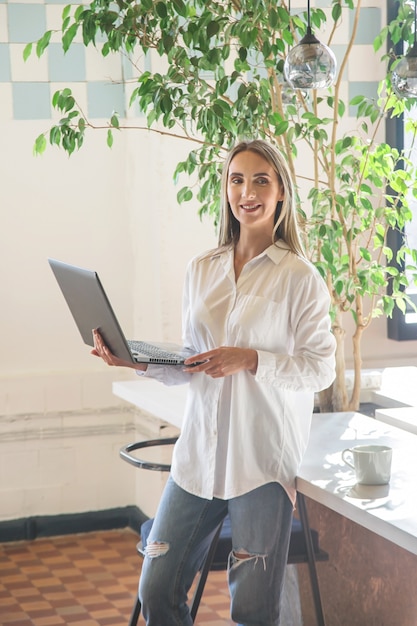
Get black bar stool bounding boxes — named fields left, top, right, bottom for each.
left=120, top=437, right=328, bottom=626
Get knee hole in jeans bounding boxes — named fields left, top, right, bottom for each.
left=144, top=541, right=170, bottom=558
left=230, top=549, right=267, bottom=571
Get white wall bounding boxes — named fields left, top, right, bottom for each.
left=0, top=89, right=215, bottom=417
left=0, top=117, right=215, bottom=523
left=124, top=130, right=217, bottom=345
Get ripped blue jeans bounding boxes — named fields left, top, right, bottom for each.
left=138, top=476, right=293, bottom=626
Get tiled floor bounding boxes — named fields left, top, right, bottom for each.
left=0, top=529, right=235, bottom=626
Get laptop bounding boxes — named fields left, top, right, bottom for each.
left=48, top=258, right=191, bottom=365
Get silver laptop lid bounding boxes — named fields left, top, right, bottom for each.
left=48, top=258, right=186, bottom=365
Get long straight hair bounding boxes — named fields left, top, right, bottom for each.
left=217, top=140, right=306, bottom=259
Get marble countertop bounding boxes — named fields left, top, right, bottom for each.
left=297, top=411, right=417, bottom=554
left=371, top=366, right=417, bottom=408
left=374, top=406, right=417, bottom=435
left=114, top=379, right=187, bottom=429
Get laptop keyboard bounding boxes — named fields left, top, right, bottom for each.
left=127, top=340, right=183, bottom=362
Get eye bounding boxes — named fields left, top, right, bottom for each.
left=230, top=176, right=243, bottom=184
left=256, top=177, right=269, bottom=185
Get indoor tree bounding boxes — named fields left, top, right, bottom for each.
left=26, top=0, right=417, bottom=411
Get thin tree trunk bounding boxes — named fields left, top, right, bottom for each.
left=348, top=324, right=364, bottom=411
left=318, top=314, right=349, bottom=412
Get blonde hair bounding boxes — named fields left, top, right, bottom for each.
left=217, top=139, right=306, bottom=258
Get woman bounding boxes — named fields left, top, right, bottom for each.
left=93, top=139, right=336, bottom=625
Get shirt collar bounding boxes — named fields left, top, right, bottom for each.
left=264, top=240, right=291, bottom=265
left=210, top=240, right=291, bottom=266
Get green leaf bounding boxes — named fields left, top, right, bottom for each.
left=375, top=223, right=385, bottom=239
left=107, top=129, right=114, bottom=148
left=23, top=43, right=32, bottom=62
left=359, top=247, right=372, bottom=262
left=384, top=297, right=395, bottom=317
left=321, top=244, right=334, bottom=264
left=269, top=8, right=278, bottom=28
left=52, top=90, right=62, bottom=108
left=36, top=30, right=52, bottom=57
left=238, top=47, right=247, bottom=62
left=162, top=34, right=174, bottom=53
left=207, top=21, right=219, bottom=38
left=110, top=114, right=120, bottom=129
left=172, top=0, right=187, bottom=16
left=62, top=4, right=71, bottom=21
left=281, top=29, right=294, bottom=46
left=212, top=102, right=224, bottom=118
left=160, top=93, right=172, bottom=113
left=177, top=186, right=193, bottom=203
left=74, top=5, right=84, bottom=20
left=34, top=133, right=47, bottom=155
left=332, top=2, right=342, bottom=22
left=50, top=126, right=61, bottom=146
left=397, top=297, right=406, bottom=314
left=370, top=271, right=386, bottom=286
left=156, top=2, right=167, bottom=19
left=64, top=95, right=75, bottom=112
left=360, top=183, right=372, bottom=194
left=338, top=100, right=346, bottom=117
left=350, top=95, right=365, bottom=106
left=274, top=120, right=289, bottom=135
left=62, top=130, right=76, bottom=155
left=238, top=83, right=248, bottom=99
left=248, top=94, right=258, bottom=111
left=62, top=23, right=78, bottom=53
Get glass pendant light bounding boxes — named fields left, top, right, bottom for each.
left=392, top=0, right=417, bottom=98
left=284, top=0, right=337, bottom=90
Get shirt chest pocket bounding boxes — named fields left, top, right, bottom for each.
left=227, top=293, right=291, bottom=351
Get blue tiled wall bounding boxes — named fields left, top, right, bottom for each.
left=0, top=43, right=11, bottom=82
left=351, top=7, right=382, bottom=44
left=1, top=1, right=382, bottom=121
left=87, top=82, right=126, bottom=118
left=48, top=44, right=86, bottom=82
left=12, top=82, right=51, bottom=119
left=8, top=4, right=47, bottom=42
left=2, top=1, right=128, bottom=120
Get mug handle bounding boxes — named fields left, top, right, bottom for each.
left=342, top=448, right=355, bottom=470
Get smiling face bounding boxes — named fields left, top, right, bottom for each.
left=226, top=149, right=285, bottom=236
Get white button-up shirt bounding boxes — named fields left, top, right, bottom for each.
left=143, top=242, right=336, bottom=505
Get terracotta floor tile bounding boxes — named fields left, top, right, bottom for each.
left=0, top=529, right=235, bottom=625
left=31, top=618, right=66, bottom=626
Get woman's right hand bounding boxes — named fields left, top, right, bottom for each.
left=91, top=329, right=148, bottom=371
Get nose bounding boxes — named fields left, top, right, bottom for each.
left=242, top=182, right=255, bottom=199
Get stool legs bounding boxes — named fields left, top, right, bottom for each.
left=128, top=596, right=141, bottom=626
left=189, top=522, right=224, bottom=621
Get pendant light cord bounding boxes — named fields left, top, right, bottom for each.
left=306, top=0, right=312, bottom=36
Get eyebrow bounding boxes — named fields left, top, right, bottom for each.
left=228, top=171, right=272, bottom=177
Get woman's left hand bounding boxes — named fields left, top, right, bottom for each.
left=183, top=347, right=258, bottom=378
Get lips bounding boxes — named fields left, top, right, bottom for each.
left=240, top=204, right=261, bottom=211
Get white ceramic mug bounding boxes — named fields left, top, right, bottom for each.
left=341, top=444, right=392, bottom=485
